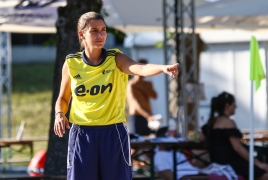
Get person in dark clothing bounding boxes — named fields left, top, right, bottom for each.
left=200, top=91, right=268, bottom=180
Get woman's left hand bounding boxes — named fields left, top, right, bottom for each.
left=257, top=162, right=268, bottom=173
left=163, top=63, right=179, bottom=77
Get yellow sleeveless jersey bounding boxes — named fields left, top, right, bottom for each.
left=66, top=48, right=128, bottom=126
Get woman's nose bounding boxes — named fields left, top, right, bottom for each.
left=97, top=31, right=104, bottom=37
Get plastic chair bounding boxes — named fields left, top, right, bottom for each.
left=27, top=150, right=47, bottom=176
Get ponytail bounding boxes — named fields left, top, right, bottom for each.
left=207, top=97, right=218, bottom=148
left=205, top=91, right=235, bottom=149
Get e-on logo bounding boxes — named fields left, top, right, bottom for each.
left=102, top=69, right=114, bottom=74
left=74, top=83, right=113, bottom=96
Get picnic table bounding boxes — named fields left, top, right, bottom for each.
left=131, top=139, right=206, bottom=180
left=0, top=137, right=48, bottom=166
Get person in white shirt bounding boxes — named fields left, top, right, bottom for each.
left=154, top=127, right=199, bottom=180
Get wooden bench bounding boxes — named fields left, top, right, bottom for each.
left=133, top=177, right=162, bottom=180
left=0, top=158, right=31, bottom=164
left=180, top=174, right=208, bottom=180
left=0, top=137, right=48, bottom=168
left=0, top=176, right=66, bottom=180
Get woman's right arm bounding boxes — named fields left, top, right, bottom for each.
left=228, top=120, right=268, bottom=172
left=198, top=131, right=206, bottom=142
left=115, top=53, right=179, bottom=77
left=54, top=62, right=72, bottom=137
left=230, top=136, right=268, bottom=172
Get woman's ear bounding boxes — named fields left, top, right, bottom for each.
left=225, top=103, right=230, bottom=109
left=78, top=31, right=84, bottom=40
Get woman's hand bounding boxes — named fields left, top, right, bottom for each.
left=146, top=115, right=155, bottom=122
left=257, top=162, right=268, bottom=172
left=162, top=63, right=179, bottom=77
left=54, top=112, right=70, bottom=137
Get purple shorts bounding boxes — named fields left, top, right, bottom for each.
left=67, top=123, right=132, bottom=180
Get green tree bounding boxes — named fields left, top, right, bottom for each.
left=44, top=0, right=102, bottom=175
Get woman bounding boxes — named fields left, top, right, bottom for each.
left=200, top=92, right=268, bottom=180
left=53, top=12, right=179, bottom=180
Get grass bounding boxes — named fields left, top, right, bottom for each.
left=8, top=62, right=54, bottom=163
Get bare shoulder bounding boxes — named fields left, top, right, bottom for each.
left=115, top=53, right=137, bottom=74
left=223, top=118, right=237, bottom=128
left=115, top=53, right=133, bottom=65
left=115, top=52, right=126, bottom=60
left=62, top=62, right=69, bottom=75
left=143, top=81, right=154, bottom=88
left=144, top=80, right=153, bottom=85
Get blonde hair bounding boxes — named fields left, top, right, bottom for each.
left=77, top=12, right=105, bottom=49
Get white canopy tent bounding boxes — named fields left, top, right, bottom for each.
left=104, top=0, right=268, bottom=33
left=0, top=0, right=65, bottom=33
left=0, top=0, right=268, bottom=33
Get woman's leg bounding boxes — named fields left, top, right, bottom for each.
left=99, top=123, right=132, bottom=180
left=67, top=124, right=100, bottom=180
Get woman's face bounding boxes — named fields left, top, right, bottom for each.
left=80, top=19, right=107, bottom=49
left=227, top=100, right=237, bottom=116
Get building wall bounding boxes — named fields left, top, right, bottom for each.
left=127, top=41, right=268, bottom=131
left=11, top=45, right=130, bottom=64
left=11, top=33, right=129, bottom=63
left=12, top=45, right=56, bottom=63
left=199, top=42, right=267, bottom=130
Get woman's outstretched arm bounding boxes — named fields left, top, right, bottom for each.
left=115, top=53, right=179, bottom=77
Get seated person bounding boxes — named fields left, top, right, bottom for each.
left=191, top=148, right=210, bottom=169
left=200, top=91, right=268, bottom=180
left=154, top=127, right=199, bottom=180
